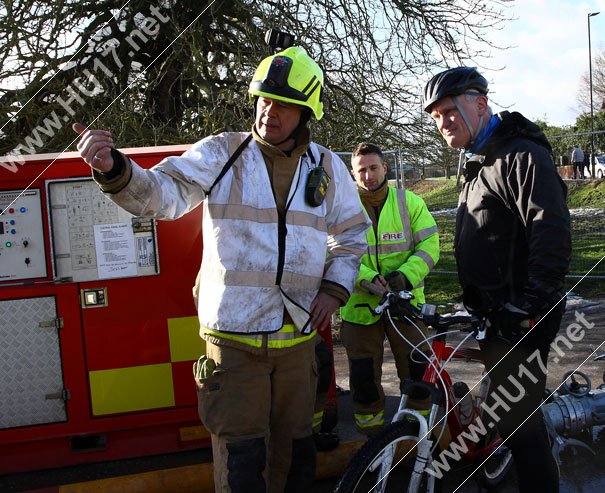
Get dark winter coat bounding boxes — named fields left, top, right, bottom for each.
left=455, top=111, right=571, bottom=315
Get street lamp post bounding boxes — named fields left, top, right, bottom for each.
left=588, top=11, right=600, bottom=178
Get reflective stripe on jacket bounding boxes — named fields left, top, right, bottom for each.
left=341, top=187, right=439, bottom=325
left=201, top=323, right=316, bottom=349
left=100, top=131, right=370, bottom=339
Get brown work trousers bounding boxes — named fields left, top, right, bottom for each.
left=340, top=316, right=429, bottom=434
left=196, top=339, right=317, bottom=493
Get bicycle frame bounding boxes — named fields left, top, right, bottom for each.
left=392, top=322, right=505, bottom=464
left=338, top=281, right=513, bottom=493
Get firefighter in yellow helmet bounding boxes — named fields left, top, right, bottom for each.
left=249, top=46, right=324, bottom=120
left=74, top=46, right=370, bottom=493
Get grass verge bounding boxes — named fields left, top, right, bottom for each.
left=407, top=177, right=605, bottom=211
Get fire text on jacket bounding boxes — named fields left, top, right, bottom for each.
left=380, top=232, right=404, bottom=241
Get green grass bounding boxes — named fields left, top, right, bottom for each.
left=566, top=180, right=605, bottom=208
left=432, top=215, right=456, bottom=271
left=408, top=177, right=605, bottom=211
left=425, top=268, right=605, bottom=307
left=424, top=273, right=463, bottom=307
left=406, top=179, right=459, bottom=210
left=566, top=278, right=605, bottom=299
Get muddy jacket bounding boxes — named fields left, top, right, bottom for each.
left=456, top=111, right=571, bottom=315
left=94, top=131, right=370, bottom=336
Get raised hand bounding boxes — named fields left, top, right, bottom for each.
left=72, top=122, right=115, bottom=172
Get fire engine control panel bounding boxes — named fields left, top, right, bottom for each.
left=47, top=178, right=159, bottom=283
left=0, top=189, right=47, bottom=281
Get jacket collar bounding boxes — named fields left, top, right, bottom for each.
left=357, top=179, right=389, bottom=208
left=463, top=111, right=552, bottom=181
left=252, top=125, right=311, bottom=160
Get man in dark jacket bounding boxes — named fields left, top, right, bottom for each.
left=423, top=67, right=571, bottom=492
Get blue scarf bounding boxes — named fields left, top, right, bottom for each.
left=466, top=114, right=501, bottom=157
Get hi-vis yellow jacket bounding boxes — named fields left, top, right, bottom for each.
left=341, top=187, right=439, bottom=325
left=95, top=132, right=370, bottom=348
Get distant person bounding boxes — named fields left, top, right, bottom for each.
left=340, top=142, right=439, bottom=436
left=423, top=66, right=571, bottom=493
left=582, top=148, right=591, bottom=178
left=571, top=144, right=585, bottom=179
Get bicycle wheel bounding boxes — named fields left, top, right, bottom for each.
left=475, top=427, right=513, bottom=487
left=334, top=420, right=441, bottom=493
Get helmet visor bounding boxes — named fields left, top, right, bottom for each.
left=250, top=55, right=321, bottom=103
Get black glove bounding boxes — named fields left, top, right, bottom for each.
left=384, top=271, right=411, bottom=292
left=490, top=302, right=534, bottom=341
left=523, top=278, right=563, bottom=310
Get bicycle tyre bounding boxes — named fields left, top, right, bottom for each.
left=334, top=420, right=442, bottom=493
left=475, top=426, right=513, bottom=488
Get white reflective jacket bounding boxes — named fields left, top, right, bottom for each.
left=103, top=132, right=370, bottom=335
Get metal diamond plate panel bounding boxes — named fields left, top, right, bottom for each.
left=0, top=297, right=66, bottom=429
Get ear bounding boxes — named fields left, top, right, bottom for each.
left=476, top=95, right=489, bottom=117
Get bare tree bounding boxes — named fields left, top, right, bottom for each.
left=0, top=0, right=512, bottom=160
left=576, top=49, right=605, bottom=114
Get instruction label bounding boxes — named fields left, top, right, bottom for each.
left=94, top=223, right=137, bottom=278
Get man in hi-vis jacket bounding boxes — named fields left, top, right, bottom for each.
left=340, top=142, right=439, bottom=436
left=74, top=46, right=370, bottom=493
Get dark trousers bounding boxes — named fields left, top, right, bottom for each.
left=340, top=316, right=429, bottom=435
left=482, top=302, right=565, bottom=493
left=197, top=340, right=317, bottom=493
left=572, top=161, right=584, bottom=179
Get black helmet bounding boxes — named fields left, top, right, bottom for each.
left=423, top=67, right=488, bottom=113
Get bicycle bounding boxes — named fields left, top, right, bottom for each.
left=334, top=280, right=513, bottom=493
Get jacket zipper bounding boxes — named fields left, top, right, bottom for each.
left=275, top=157, right=303, bottom=285
left=275, top=212, right=287, bottom=285
left=373, top=206, right=381, bottom=274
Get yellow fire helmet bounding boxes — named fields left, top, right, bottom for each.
left=249, top=46, right=324, bottom=120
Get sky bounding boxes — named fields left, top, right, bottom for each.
left=478, top=0, right=605, bottom=127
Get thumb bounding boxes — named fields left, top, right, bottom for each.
left=72, top=122, right=87, bottom=135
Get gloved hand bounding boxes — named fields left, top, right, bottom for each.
left=384, top=271, right=411, bottom=293
left=491, top=302, right=534, bottom=341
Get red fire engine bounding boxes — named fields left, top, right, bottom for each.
left=0, top=145, right=210, bottom=474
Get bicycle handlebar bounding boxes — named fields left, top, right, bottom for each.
left=359, top=279, right=486, bottom=340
